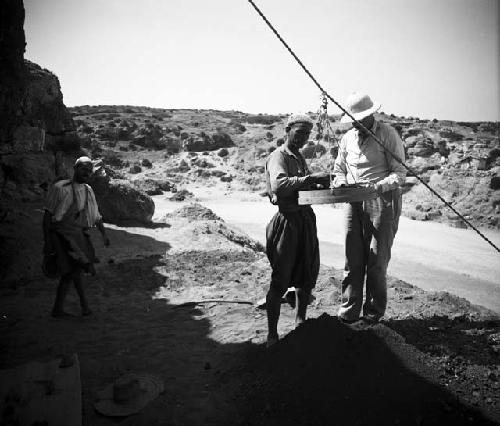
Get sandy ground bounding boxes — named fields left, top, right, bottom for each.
left=1, top=195, right=500, bottom=425
left=155, top=187, right=500, bottom=313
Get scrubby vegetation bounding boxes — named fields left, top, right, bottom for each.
left=69, top=106, right=500, bottom=229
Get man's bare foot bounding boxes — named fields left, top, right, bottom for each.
left=51, top=309, right=73, bottom=318
left=295, top=318, right=306, bottom=329
left=266, top=334, right=279, bottom=348
left=82, top=307, right=92, bottom=316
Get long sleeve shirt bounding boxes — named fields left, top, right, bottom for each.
left=333, top=120, right=406, bottom=193
left=265, top=145, right=312, bottom=212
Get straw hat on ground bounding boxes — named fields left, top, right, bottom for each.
left=94, top=373, right=164, bottom=417
left=340, top=93, right=381, bottom=123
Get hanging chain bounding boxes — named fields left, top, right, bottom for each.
left=314, top=93, right=357, bottom=186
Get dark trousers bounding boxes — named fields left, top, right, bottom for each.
left=266, top=207, right=320, bottom=296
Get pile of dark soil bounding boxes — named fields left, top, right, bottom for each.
left=229, top=314, right=498, bottom=426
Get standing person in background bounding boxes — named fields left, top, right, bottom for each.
left=333, top=92, right=406, bottom=324
left=264, top=113, right=330, bottom=347
left=43, top=156, right=110, bottom=318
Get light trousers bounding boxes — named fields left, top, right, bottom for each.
left=338, top=189, right=402, bottom=320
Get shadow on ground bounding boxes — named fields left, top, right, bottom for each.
left=385, top=316, right=499, bottom=366
left=0, top=227, right=498, bottom=425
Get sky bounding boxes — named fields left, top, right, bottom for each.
left=24, top=0, right=499, bottom=122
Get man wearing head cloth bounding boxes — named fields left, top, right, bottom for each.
left=264, top=113, right=330, bottom=346
left=43, top=156, right=110, bottom=317
left=333, top=93, right=406, bottom=324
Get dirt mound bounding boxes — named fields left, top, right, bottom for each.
left=231, top=314, right=497, bottom=426
left=165, top=203, right=264, bottom=252
left=168, top=202, right=222, bottom=221
left=168, top=188, right=194, bottom=201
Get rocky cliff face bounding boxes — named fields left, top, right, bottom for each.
left=0, top=0, right=154, bottom=225
left=0, top=0, right=79, bottom=202
left=0, top=0, right=26, bottom=145
left=0, top=60, right=82, bottom=200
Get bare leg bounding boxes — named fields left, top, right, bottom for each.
left=295, top=288, right=310, bottom=328
left=73, top=271, right=91, bottom=315
left=266, top=288, right=282, bottom=346
left=52, top=274, right=72, bottom=317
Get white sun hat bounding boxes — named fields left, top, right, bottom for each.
left=340, top=93, right=381, bottom=123
left=74, top=156, right=93, bottom=167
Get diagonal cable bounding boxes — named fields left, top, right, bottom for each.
left=247, top=0, right=499, bottom=254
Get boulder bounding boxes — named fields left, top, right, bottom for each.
left=218, top=148, right=229, bottom=157
left=133, top=124, right=163, bottom=149
left=192, top=158, right=214, bottom=168
left=169, top=189, right=194, bottom=202
left=301, top=142, right=326, bottom=159
left=102, top=153, right=125, bottom=168
left=141, top=158, right=153, bottom=168
left=435, top=140, right=450, bottom=157
left=487, top=148, right=500, bottom=168
left=133, top=178, right=174, bottom=195
left=490, top=176, right=500, bottom=190
left=171, top=159, right=190, bottom=172
left=90, top=175, right=154, bottom=224
left=407, top=138, right=435, bottom=157
left=403, top=127, right=421, bottom=138
left=477, top=122, right=498, bottom=133
left=183, top=131, right=234, bottom=152
left=439, top=129, right=464, bottom=142
left=160, top=136, right=182, bottom=154
left=132, top=135, right=147, bottom=147
left=95, top=127, right=117, bottom=140
left=209, top=170, right=226, bottom=178
left=129, top=164, right=142, bottom=174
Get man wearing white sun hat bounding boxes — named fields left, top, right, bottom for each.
left=333, top=93, right=406, bottom=324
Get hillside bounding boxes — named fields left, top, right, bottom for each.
left=69, top=105, right=500, bottom=229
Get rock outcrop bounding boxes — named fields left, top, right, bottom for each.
left=301, top=142, right=327, bottom=159
left=90, top=173, right=155, bottom=224
left=0, top=0, right=154, bottom=225
left=0, top=0, right=80, bottom=201
left=183, top=131, right=234, bottom=152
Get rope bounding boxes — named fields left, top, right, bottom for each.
left=174, top=299, right=254, bottom=308
left=247, top=0, right=500, bottom=254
